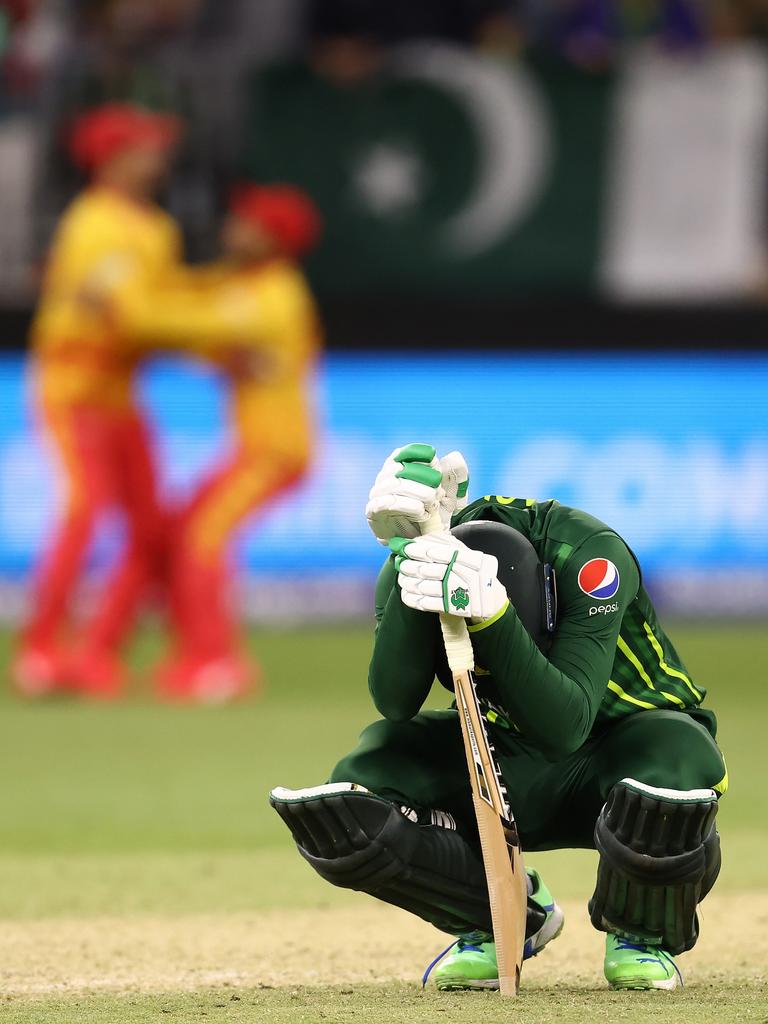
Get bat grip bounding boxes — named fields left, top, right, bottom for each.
left=421, top=511, right=475, bottom=674
left=439, top=613, right=475, bottom=674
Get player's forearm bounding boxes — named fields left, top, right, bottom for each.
left=470, top=605, right=598, bottom=758
left=107, top=272, right=261, bottom=352
left=120, top=292, right=249, bottom=351
left=368, top=593, right=441, bottom=721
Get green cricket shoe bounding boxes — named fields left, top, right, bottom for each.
left=604, top=934, right=682, bottom=991
left=428, top=868, right=564, bottom=991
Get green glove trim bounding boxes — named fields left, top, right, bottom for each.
left=394, top=443, right=437, bottom=464
left=457, top=480, right=469, bottom=499
left=441, top=550, right=459, bottom=612
left=467, top=600, right=510, bottom=633
left=395, top=463, right=442, bottom=489
left=388, top=537, right=413, bottom=557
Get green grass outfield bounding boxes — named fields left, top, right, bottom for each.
left=0, top=623, right=766, bottom=1022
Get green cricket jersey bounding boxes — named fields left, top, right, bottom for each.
left=370, top=496, right=714, bottom=760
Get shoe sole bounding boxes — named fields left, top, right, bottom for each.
left=436, top=975, right=500, bottom=991
left=609, top=976, right=678, bottom=991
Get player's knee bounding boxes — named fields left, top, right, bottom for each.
left=179, top=515, right=226, bottom=565
left=329, top=719, right=401, bottom=789
left=328, top=754, right=357, bottom=786
left=621, top=713, right=726, bottom=794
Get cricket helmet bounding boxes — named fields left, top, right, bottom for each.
left=228, top=183, right=322, bottom=258
left=68, top=103, right=181, bottom=172
left=451, top=519, right=557, bottom=651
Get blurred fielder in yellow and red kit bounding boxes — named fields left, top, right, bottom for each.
left=13, top=103, right=261, bottom=699
left=158, top=184, right=323, bottom=702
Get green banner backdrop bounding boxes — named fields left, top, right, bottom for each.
left=244, top=43, right=768, bottom=302
left=244, top=49, right=615, bottom=295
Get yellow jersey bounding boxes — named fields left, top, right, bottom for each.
left=32, top=186, right=259, bottom=410
left=32, top=187, right=181, bottom=408
left=202, top=259, right=321, bottom=468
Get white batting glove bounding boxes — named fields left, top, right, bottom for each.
left=390, top=532, right=509, bottom=622
left=366, top=443, right=470, bottom=545
left=438, top=449, right=470, bottom=528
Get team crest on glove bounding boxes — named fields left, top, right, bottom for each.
left=393, top=532, right=508, bottom=621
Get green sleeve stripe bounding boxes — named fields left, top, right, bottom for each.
left=551, top=541, right=574, bottom=573
left=442, top=550, right=459, bottom=613
left=617, top=636, right=657, bottom=691
left=396, top=463, right=442, bottom=488
left=607, top=680, right=655, bottom=710
left=642, top=621, right=703, bottom=701
left=617, top=635, right=692, bottom=709
left=467, top=600, right=510, bottom=633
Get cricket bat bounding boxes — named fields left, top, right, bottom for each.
left=423, top=513, right=527, bottom=996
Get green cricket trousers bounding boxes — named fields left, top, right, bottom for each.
left=330, top=708, right=727, bottom=851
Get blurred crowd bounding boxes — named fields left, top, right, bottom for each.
left=0, top=0, right=767, bottom=295
left=2, top=0, right=766, bottom=289
left=3, top=0, right=768, bottom=113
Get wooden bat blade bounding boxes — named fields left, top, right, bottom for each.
left=472, top=795, right=527, bottom=994
left=454, top=668, right=527, bottom=996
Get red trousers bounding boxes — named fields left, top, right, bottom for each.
left=169, top=448, right=306, bottom=662
left=24, top=402, right=165, bottom=653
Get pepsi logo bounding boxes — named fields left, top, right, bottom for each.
left=578, top=558, right=620, bottom=600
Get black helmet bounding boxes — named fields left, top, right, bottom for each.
left=451, top=520, right=557, bottom=651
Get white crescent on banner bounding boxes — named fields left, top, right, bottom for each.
left=391, top=43, right=550, bottom=257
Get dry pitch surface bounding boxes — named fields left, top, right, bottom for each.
left=1, top=893, right=767, bottom=995
left=1, top=893, right=766, bottom=1023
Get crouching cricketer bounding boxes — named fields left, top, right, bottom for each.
left=271, top=443, right=727, bottom=991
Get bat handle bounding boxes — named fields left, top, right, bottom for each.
left=439, top=613, right=475, bottom=675
left=422, top=509, right=445, bottom=536
left=421, top=511, right=475, bottom=675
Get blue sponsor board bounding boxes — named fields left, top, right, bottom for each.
left=1, top=354, right=767, bottom=604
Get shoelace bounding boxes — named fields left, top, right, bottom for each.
left=420, top=934, right=489, bottom=989
left=421, top=940, right=458, bottom=989
left=614, top=939, right=655, bottom=953
left=613, top=938, right=684, bottom=987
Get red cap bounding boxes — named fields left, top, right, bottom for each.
left=229, top=183, right=322, bottom=259
left=68, top=103, right=181, bottom=172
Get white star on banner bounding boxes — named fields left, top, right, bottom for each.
left=352, top=142, right=426, bottom=217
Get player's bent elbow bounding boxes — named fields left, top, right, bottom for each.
left=527, top=723, right=591, bottom=761
left=367, top=670, right=422, bottom=723
left=377, top=704, right=418, bottom=724
left=370, top=690, right=420, bottom=724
